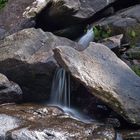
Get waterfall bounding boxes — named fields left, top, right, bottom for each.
left=78, top=28, right=94, bottom=49
left=50, top=68, right=70, bottom=108
left=49, top=67, right=94, bottom=123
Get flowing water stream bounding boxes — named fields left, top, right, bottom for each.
left=49, top=27, right=96, bottom=123
left=49, top=28, right=125, bottom=139
left=78, top=27, right=94, bottom=49
left=49, top=68, right=94, bottom=123
left=50, top=68, right=70, bottom=107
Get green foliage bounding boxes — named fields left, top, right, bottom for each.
left=0, top=0, right=8, bottom=9
left=129, top=30, right=136, bottom=38
left=93, top=25, right=111, bottom=41
left=132, top=65, right=140, bottom=77
left=127, top=29, right=138, bottom=48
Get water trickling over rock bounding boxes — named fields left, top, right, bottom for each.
left=78, top=28, right=94, bottom=49
left=50, top=68, right=94, bottom=123
left=50, top=68, right=70, bottom=108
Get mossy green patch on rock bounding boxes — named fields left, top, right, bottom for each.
left=93, top=25, right=112, bottom=41
left=126, top=26, right=140, bottom=48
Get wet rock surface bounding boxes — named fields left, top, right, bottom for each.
left=0, top=73, right=22, bottom=104
left=121, top=129, right=140, bottom=140
left=53, top=42, right=140, bottom=125
left=0, top=28, right=82, bottom=101
left=0, top=0, right=140, bottom=139
left=0, top=103, right=115, bottom=140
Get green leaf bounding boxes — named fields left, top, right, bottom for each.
left=130, top=30, right=136, bottom=38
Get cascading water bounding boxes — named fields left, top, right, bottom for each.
left=50, top=68, right=70, bottom=108
left=50, top=27, right=95, bottom=107
left=78, top=28, right=94, bottom=49
left=50, top=68, right=94, bottom=123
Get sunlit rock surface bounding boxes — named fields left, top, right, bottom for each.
left=0, top=28, right=83, bottom=101
left=53, top=42, right=140, bottom=125
left=0, top=103, right=115, bottom=140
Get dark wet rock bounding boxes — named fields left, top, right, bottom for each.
left=120, top=129, right=140, bottom=140
left=53, top=42, right=140, bottom=125
left=0, top=73, right=22, bottom=104
left=122, top=47, right=140, bottom=76
left=0, top=103, right=115, bottom=140
left=24, top=0, right=118, bottom=33
left=105, top=118, right=121, bottom=128
left=0, top=0, right=35, bottom=39
left=92, top=125, right=115, bottom=140
left=0, top=28, right=82, bottom=101
left=95, top=5, right=140, bottom=47
left=53, top=25, right=86, bottom=40
left=121, top=129, right=140, bottom=140
left=126, top=47, right=140, bottom=59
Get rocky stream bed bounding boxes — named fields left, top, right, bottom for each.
left=0, top=0, right=140, bottom=139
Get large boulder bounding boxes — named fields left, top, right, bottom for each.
left=0, top=73, right=22, bottom=103
left=0, top=103, right=115, bottom=140
left=53, top=42, right=140, bottom=125
left=0, top=0, right=35, bottom=39
left=0, top=28, right=82, bottom=101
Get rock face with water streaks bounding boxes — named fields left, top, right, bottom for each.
left=53, top=42, right=140, bottom=125
left=0, top=73, right=22, bottom=103
left=0, top=103, right=115, bottom=140
left=0, top=28, right=82, bottom=101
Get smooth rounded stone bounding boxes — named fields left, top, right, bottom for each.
left=0, top=103, right=115, bottom=140
left=0, top=73, right=22, bottom=104
left=95, top=5, right=140, bottom=46
left=0, top=28, right=83, bottom=101
left=53, top=42, right=140, bottom=125
left=0, top=0, right=35, bottom=38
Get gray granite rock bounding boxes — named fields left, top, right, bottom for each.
left=53, top=42, right=140, bottom=125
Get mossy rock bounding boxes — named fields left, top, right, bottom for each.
left=93, top=25, right=112, bottom=41
left=103, top=24, right=140, bottom=47
left=125, top=25, right=140, bottom=48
